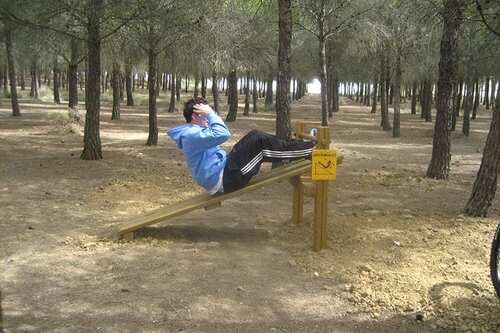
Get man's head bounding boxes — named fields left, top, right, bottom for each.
left=184, top=97, right=208, bottom=123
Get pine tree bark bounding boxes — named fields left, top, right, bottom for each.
left=212, top=71, right=219, bottom=113
left=30, top=60, right=39, bottom=98
left=472, top=78, right=479, bottom=119
left=464, top=83, right=499, bottom=216
left=125, top=63, right=134, bottom=106
left=68, top=37, right=79, bottom=108
left=252, top=76, right=258, bottom=113
left=53, top=58, right=61, bottom=104
left=426, top=0, right=462, bottom=179
left=243, top=72, right=250, bottom=116
left=327, top=72, right=333, bottom=117
left=226, top=69, right=238, bottom=122
left=201, top=72, right=206, bottom=98
left=265, top=74, right=273, bottom=110
left=194, top=74, right=199, bottom=98
left=411, top=81, right=417, bottom=115
left=484, top=76, right=490, bottom=109
left=380, top=53, right=391, bottom=131
left=81, top=0, right=103, bottom=160
left=111, top=62, right=120, bottom=120
left=20, top=68, right=25, bottom=90
left=450, top=83, right=458, bottom=131
left=392, top=48, right=402, bottom=138
left=276, top=0, right=292, bottom=138
left=371, top=77, right=378, bottom=114
left=334, top=79, right=339, bottom=112
left=490, top=80, right=497, bottom=109
left=463, top=80, right=473, bottom=136
left=146, top=49, right=158, bottom=146
left=176, top=76, right=181, bottom=101
left=4, top=21, right=20, bottom=116
left=168, top=72, right=176, bottom=113
left=423, top=79, right=433, bottom=122
left=318, top=33, right=328, bottom=126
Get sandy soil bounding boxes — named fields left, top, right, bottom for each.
left=0, top=92, right=499, bottom=333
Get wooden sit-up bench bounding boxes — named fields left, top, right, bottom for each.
left=117, top=123, right=341, bottom=251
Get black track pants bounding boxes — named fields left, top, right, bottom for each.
left=222, top=129, right=315, bottom=193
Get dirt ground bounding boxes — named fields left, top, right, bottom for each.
left=1, top=91, right=499, bottom=333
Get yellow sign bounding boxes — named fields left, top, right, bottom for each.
left=312, top=149, right=337, bottom=180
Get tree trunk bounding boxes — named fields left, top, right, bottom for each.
left=176, top=76, right=181, bottom=101
left=120, top=72, right=125, bottom=100
left=463, top=80, right=473, bottom=136
left=212, top=70, right=219, bottom=113
left=20, top=67, right=25, bottom=90
left=146, top=49, right=157, bottom=146
left=318, top=33, right=328, bottom=126
left=243, top=72, right=250, bottom=116
left=371, top=77, right=378, bottom=114
left=125, top=64, right=134, bottom=106
left=201, top=72, right=206, bottom=98
left=104, top=71, right=109, bottom=91
left=426, top=0, right=462, bottom=179
left=389, top=84, right=394, bottom=105
left=81, top=0, right=103, bottom=160
left=168, top=72, right=176, bottom=113
left=472, top=78, right=479, bottom=120
left=464, top=83, right=499, bottom=216
left=380, top=54, right=391, bottom=131
left=423, top=79, right=433, bottom=122
left=68, top=37, right=79, bottom=108
left=275, top=0, right=292, bottom=138
left=30, top=60, right=39, bottom=98
left=411, top=81, right=417, bottom=115
left=252, top=76, right=258, bottom=113
left=364, top=82, right=370, bottom=106
left=450, top=83, right=458, bottom=131
left=194, top=74, right=199, bottom=98
left=185, top=76, right=189, bottom=93
left=111, top=61, right=120, bottom=120
left=491, top=80, right=497, bottom=109
left=53, top=58, right=61, bottom=104
left=265, top=74, right=273, bottom=110
left=392, top=48, right=402, bottom=138
left=225, top=69, right=238, bottom=122
left=334, top=78, right=339, bottom=112
left=484, top=76, right=490, bottom=109
left=4, top=21, right=20, bottom=116
left=327, top=71, right=333, bottom=117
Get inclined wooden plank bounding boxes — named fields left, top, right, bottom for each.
left=119, top=163, right=310, bottom=234
left=120, top=160, right=309, bottom=223
left=118, top=161, right=311, bottom=235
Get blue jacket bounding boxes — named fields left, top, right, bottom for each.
left=167, top=112, right=230, bottom=192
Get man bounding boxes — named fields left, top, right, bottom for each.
left=167, top=97, right=315, bottom=194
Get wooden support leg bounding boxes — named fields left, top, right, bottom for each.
left=313, top=180, right=328, bottom=251
left=292, top=175, right=304, bottom=224
left=320, top=181, right=328, bottom=249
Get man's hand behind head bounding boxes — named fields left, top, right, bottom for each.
left=193, top=103, right=213, bottom=116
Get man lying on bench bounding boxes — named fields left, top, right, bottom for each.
left=167, top=97, right=316, bottom=194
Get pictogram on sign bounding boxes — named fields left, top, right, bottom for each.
left=312, top=149, right=337, bottom=180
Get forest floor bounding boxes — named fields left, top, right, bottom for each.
left=1, top=91, right=499, bottom=333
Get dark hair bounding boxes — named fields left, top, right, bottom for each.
left=184, top=97, right=208, bottom=123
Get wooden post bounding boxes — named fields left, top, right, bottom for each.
left=313, top=126, right=330, bottom=251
